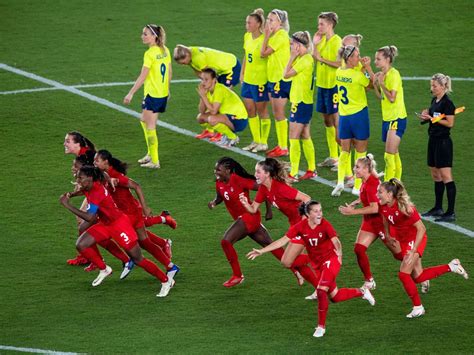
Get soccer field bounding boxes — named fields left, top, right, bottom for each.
left=1, top=0, right=473, bottom=353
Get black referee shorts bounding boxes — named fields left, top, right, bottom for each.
left=427, top=136, right=453, bottom=168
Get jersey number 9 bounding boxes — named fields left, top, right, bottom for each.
left=160, top=63, right=166, bottom=83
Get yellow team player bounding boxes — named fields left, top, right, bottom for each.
left=124, top=24, right=171, bottom=169
left=196, top=68, right=248, bottom=147
left=331, top=45, right=375, bottom=197
left=241, top=8, right=272, bottom=153
left=283, top=31, right=317, bottom=181
left=261, top=9, right=291, bottom=158
left=312, top=12, right=342, bottom=169
left=373, top=45, right=407, bottom=181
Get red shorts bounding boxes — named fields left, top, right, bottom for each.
left=240, top=213, right=261, bottom=234
left=360, top=219, right=385, bottom=237
left=126, top=210, right=145, bottom=229
left=314, top=255, right=341, bottom=290
left=87, top=214, right=138, bottom=251
left=400, top=234, right=427, bottom=258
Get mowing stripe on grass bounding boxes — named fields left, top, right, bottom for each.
left=0, top=344, right=79, bottom=354
left=1, top=62, right=473, bottom=239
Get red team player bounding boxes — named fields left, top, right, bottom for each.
left=377, top=178, right=469, bottom=318
left=59, top=166, right=177, bottom=297
left=277, top=201, right=375, bottom=338
left=94, top=150, right=180, bottom=281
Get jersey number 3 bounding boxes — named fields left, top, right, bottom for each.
left=338, top=85, right=349, bottom=105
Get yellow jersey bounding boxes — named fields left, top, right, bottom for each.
left=315, top=34, right=342, bottom=89
left=143, top=46, right=171, bottom=98
left=381, top=67, right=407, bottom=121
left=207, top=83, right=248, bottom=119
left=243, top=32, right=267, bottom=85
left=190, top=47, right=237, bottom=75
left=289, top=53, right=315, bottom=104
left=335, top=67, right=370, bottom=116
left=267, top=29, right=291, bottom=83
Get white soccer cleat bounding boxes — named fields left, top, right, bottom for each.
left=138, top=155, right=151, bottom=164
left=305, top=291, right=318, bottom=300
left=157, top=279, right=176, bottom=298
left=294, top=270, right=305, bottom=286
left=406, top=305, right=425, bottom=318
left=449, top=259, right=469, bottom=279
left=331, top=183, right=344, bottom=197
left=141, top=161, right=160, bottom=169
left=363, top=278, right=376, bottom=290
left=251, top=143, right=268, bottom=153
left=361, top=287, right=376, bottom=306
left=242, top=142, right=258, bottom=151
left=166, top=264, right=180, bottom=281
left=313, top=326, right=326, bottom=338
left=120, top=260, right=135, bottom=280
left=420, top=280, right=430, bottom=294
left=92, top=265, right=112, bottom=287
left=345, top=176, right=355, bottom=188
left=318, top=157, right=337, bottom=168
left=352, top=188, right=360, bottom=196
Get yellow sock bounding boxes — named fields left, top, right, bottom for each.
left=384, top=152, right=396, bottom=181
left=394, top=152, right=402, bottom=181
left=200, top=122, right=214, bottom=133
left=345, top=149, right=353, bottom=177
left=338, top=150, right=350, bottom=184
left=275, top=119, right=288, bottom=149
left=248, top=116, right=261, bottom=143
left=326, top=126, right=338, bottom=159
left=140, top=121, right=150, bottom=155
left=213, top=123, right=237, bottom=139
left=302, top=138, right=316, bottom=171
left=146, top=129, right=159, bottom=164
left=260, top=118, right=271, bottom=145
left=289, top=139, right=301, bottom=176
left=354, top=151, right=366, bottom=189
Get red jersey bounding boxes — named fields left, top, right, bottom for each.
left=379, top=201, right=421, bottom=243
left=216, top=174, right=260, bottom=221
left=106, top=167, right=141, bottom=215
left=360, top=174, right=383, bottom=224
left=83, top=181, right=123, bottom=225
left=255, top=179, right=301, bottom=225
left=287, top=218, right=338, bottom=266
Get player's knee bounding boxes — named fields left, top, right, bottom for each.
left=280, top=258, right=292, bottom=269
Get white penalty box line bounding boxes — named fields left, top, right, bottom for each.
left=1, top=62, right=473, bottom=239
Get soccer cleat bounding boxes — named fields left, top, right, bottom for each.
left=223, top=275, right=245, bottom=288
left=406, top=305, right=425, bottom=319
left=223, top=136, right=240, bottom=147
left=435, top=212, right=456, bottom=223
left=209, top=133, right=223, bottom=142
left=345, top=175, right=355, bottom=188
left=293, top=270, right=305, bottom=286
left=242, top=142, right=258, bottom=151
left=305, top=291, right=318, bottom=300
left=330, top=164, right=339, bottom=172
left=361, top=287, right=376, bottom=306
left=363, top=278, right=376, bottom=290
left=195, top=130, right=215, bottom=140
left=288, top=174, right=299, bottom=183
left=67, top=255, right=89, bottom=266
left=421, top=207, right=444, bottom=218
left=84, top=263, right=99, bottom=272
left=448, top=259, right=469, bottom=279
left=157, top=279, right=176, bottom=297
left=164, top=239, right=173, bottom=259
left=161, top=210, right=177, bottom=229
left=317, top=157, right=338, bottom=168
left=266, top=145, right=280, bottom=154
left=120, top=260, right=135, bottom=280
left=420, top=280, right=430, bottom=294
left=138, top=155, right=151, bottom=164
left=267, top=147, right=289, bottom=158
left=141, top=161, right=160, bottom=169
left=299, top=170, right=318, bottom=181
left=313, top=326, right=326, bottom=338
left=251, top=143, right=268, bottom=153
left=166, top=264, right=180, bottom=280
left=331, top=183, right=345, bottom=197
left=92, top=265, right=113, bottom=287
left=352, top=188, right=360, bottom=196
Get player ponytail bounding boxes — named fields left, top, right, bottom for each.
left=96, top=149, right=128, bottom=175
left=146, top=24, right=166, bottom=49
left=356, top=153, right=378, bottom=176
left=291, top=31, right=313, bottom=53
left=257, top=158, right=291, bottom=184
left=318, top=12, right=339, bottom=28
left=432, top=73, right=452, bottom=94
left=377, top=45, right=398, bottom=63
left=298, top=200, right=320, bottom=217
left=216, top=157, right=255, bottom=180
left=380, top=178, right=413, bottom=216
left=270, top=9, right=290, bottom=32
left=249, top=8, right=265, bottom=32
left=79, top=165, right=105, bottom=183
left=173, top=44, right=191, bottom=62
left=342, top=34, right=363, bottom=47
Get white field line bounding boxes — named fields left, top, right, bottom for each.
left=0, top=344, right=79, bottom=354
left=1, top=76, right=473, bottom=95
left=1, top=62, right=473, bottom=238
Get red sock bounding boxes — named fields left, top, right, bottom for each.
left=296, top=264, right=320, bottom=287
left=146, top=230, right=166, bottom=248
left=140, top=237, right=171, bottom=268
left=221, top=240, right=242, bottom=277
left=354, top=243, right=372, bottom=280
left=99, top=239, right=129, bottom=263
left=90, top=243, right=104, bottom=261
left=270, top=247, right=284, bottom=260
left=136, top=258, right=168, bottom=282
left=331, top=288, right=363, bottom=303
left=317, top=289, right=329, bottom=327
left=398, top=271, right=421, bottom=306
left=414, top=264, right=450, bottom=283
left=80, top=246, right=106, bottom=270
left=144, top=215, right=164, bottom=227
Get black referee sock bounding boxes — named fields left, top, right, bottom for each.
left=434, top=181, right=445, bottom=210
left=445, top=181, right=456, bottom=215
